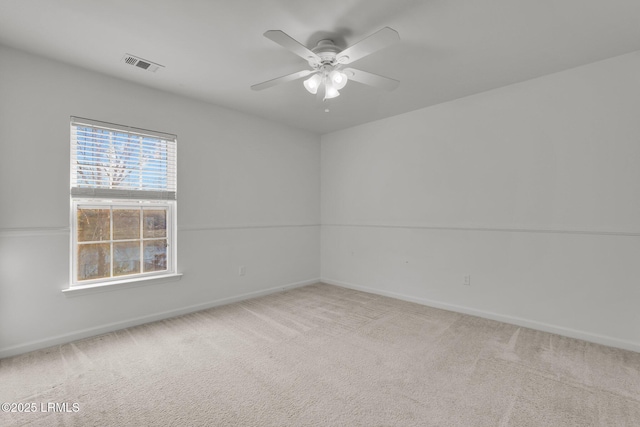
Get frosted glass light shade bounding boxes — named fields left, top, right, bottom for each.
left=329, top=70, right=348, bottom=90
left=324, top=83, right=340, bottom=99
left=303, top=74, right=322, bottom=94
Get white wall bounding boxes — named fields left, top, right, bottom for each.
left=0, top=45, right=321, bottom=357
left=2, top=44, right=639, bottom=358
left=321, top=52, right=640, bottom=352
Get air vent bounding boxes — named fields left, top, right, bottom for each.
left=121, top=54, right=164, bottom=73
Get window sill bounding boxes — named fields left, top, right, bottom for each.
left=63, top=273, right=183, bottom=296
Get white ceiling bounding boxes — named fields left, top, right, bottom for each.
left=1, top=0, right=640, bottom=134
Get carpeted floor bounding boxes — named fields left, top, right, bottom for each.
left=1, top=283, right=639, bottom=426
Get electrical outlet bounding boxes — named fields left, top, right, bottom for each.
left=463, top=275, right=471, bottom=286
left=239, top=266, right=246, bottom=276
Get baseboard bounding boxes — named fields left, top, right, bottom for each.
left=0, top=278, right=319, bottom=359
left=321, top=277, right=640, bottom=354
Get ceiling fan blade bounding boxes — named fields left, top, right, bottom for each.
left=336, top=27, right=400, bottom=64
left=251, top=69, right=314, bottom=91
left=264, top=30, right=321, bottom=63
left=343, top=68, right=400, bottom=91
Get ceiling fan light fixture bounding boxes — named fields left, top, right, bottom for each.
left=329, top=70, right=348, bottom=90
left=303, top=74, right=322, bottom=94
left=253, top=28, right=400, bottom=102
left=324, top=83, right=340, bottom=99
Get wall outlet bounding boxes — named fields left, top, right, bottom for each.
left=239, top=266, right=246, bottom=276
left=463, top=275, right=471, bottom=286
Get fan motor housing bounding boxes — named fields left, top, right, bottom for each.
left=310, top=39, right=341, bottom=66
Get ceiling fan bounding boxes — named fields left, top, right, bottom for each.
left=251, top=27, right=400, bottom=100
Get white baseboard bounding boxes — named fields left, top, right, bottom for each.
left=0, top=278, right=319, bottom=359
left=321, top=277, right=640, bottom=354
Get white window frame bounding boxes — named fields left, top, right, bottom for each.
left=67, top=117, right=179, bottom=292
left=70, top=199, right=177, bottom=287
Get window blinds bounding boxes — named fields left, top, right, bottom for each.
left=70, top=117, right=177, bottom=200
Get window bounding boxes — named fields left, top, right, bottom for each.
left=70, top=117, right=177, bottom=287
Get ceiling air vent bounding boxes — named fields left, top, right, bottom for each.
left=122, top=54, right=164, bottom=73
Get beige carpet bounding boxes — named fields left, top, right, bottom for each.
left=1, top=283, right=639, bottom=426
